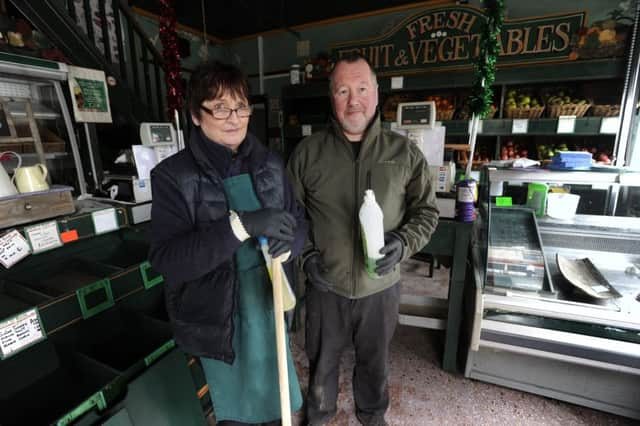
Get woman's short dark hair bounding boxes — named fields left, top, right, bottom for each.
left=187, top=60, right=249, bottom=120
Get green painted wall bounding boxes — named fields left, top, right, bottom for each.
left=224, top=0, right=631, bottom=97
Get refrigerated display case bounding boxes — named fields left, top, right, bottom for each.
left=465, top=167, right=640, bottom=420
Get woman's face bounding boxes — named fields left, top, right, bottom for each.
left=192, top=91, right=250, bottom=151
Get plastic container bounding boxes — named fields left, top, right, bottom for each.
left=0, top=341, right=118, bottom=426
left=526, top=182, right=549, bottom=217
left=546, top=193, right=580, bottom=219
left=289, top=64, right=301, bottom=85
left=455, top=178, right=476, bottom=222
left=71, top=308, right=172, bottom=373
left=359, top=189, right=384, bottom=278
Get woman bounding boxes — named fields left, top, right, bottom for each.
left=149, top=60, right=305, bottom=425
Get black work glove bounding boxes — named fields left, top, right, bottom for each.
left=303, top=252, right=332, bottom=292
left=269, top=239, right=292, bottom=260
left=375, top=232, right=404, bottom=276
left=240, top=208, right=296, bottom=241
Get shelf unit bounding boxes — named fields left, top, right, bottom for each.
left=281, top=58, right=627, bottom=166
left=0, top=53, right=87, bottom=194
left=0, top=202, right=213, bottom=424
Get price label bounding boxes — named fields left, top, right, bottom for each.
left=0, top=308, right=46, bottom=359
left=301, top=124, right=312, bottom=136
left=25, top=221, right=63, bottom=254
left=557, top=115, right=576, bottom=133
left=512, top=119, right=528, bottom=134
left=92, top=208, right=119, bottom=235
left=599, top=116, right=620, bottom=134
left=0, top=230, right=31, bottom=269
left=468, top=119, right=483, bottom=134
left=391, top=76, right=404, bottom=89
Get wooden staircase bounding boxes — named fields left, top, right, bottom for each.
left=9, top=0, right=168, bottom=124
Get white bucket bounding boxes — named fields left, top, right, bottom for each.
left=546, top=193, right=580, bottom=219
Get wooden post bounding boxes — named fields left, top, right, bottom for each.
left=271, top=256, right=291, bottom=426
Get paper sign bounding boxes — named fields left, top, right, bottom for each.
left=557, top=115, right=576, bottom=133
left=301, top=124, right=312, bottom=136
left=600, top=116, right=620, bottom=134
left=132, top=145, right=158, bottom=180
left=512, top=119, right=528, bottom=134
left=25, top=221, right=63, bottom=254
left=60, top=229, right=79, bottom=243
left=468, top=119, right=483, bottom=134
left=0, top=230, right=31, bottom=269
left=0, top=308, right=46, bottom=359
left=391, top=76, right=404, bottom=89
left=92, top=208, right=119, bottom=234
left=592, top=285, right=609, bottom=293
left=67, top=65, right=112, bottom=123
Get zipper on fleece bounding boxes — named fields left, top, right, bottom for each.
left=352, top=156, right=362, bottom=298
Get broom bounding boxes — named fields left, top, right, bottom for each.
left=271, top=255, right=292, bottom=426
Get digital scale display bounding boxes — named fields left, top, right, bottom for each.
left=396, top=101, right=436, bottom=129
left=150, top=125, right=173, bottom=143
left=140, top=122, right=177, bottom=146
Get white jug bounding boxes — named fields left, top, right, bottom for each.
left=13, top=163, right=49, bottom=193
left=0, top=151, right=20, bottom=198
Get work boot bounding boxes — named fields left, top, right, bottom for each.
left=356, top=412, right=389, bottom=426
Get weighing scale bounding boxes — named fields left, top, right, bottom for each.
left=393, top=101, right=454, bottom=216
left=104, top=123, right=179, bottom=205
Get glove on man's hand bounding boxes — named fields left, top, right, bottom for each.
left=303, top=252, right=332, bottom=292
left=240, top=208, right=296, bottom=241
left=268, top=239, right=292, bottom=261
left=375, top=232, right=404, bottom=276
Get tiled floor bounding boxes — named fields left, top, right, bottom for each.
left=288, top=259, right=636, bottom=426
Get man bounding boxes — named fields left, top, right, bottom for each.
left=287, top=54, right=439, bottom=425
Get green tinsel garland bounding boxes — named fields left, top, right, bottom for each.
left=469, top=0, right=505, bottom=118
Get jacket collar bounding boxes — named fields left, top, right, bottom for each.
left=188, top=128, right=268, bottom=180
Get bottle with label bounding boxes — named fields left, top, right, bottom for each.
left=359, top=189, right=385, bottom=278
left=258, top=237, right=296, bottom=311
left=289, top=64, right=301, bottom=85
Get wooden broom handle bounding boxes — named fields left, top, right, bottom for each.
left=271, top=256, right=291, bottom=426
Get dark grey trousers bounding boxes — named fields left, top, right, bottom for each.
left=304, top=283, right=400, bottom=425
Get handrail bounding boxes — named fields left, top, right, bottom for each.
left=115, top=0, right=165, bottom=67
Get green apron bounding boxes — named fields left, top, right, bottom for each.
left=201, top=173, right=302, bottom=423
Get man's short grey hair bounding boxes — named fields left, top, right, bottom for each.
left=329, top=53, right=378, bottom=92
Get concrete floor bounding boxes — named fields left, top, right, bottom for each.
left=288, top=259, right=637, bottom=426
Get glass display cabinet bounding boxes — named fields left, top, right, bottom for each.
left=465, top=167, right=640, bottom=420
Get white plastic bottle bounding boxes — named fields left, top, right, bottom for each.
left=359, top=189, right=385, bottom=278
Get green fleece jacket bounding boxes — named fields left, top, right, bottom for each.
left=287, top=115, right=439, bottom=298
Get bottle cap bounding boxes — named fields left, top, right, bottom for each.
left=364, top=189, right=375, bottom=202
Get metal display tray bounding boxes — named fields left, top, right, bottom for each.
left=556, top=254, right=623, bottom=299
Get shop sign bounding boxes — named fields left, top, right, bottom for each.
left=330, top=6, right=585, bottom=75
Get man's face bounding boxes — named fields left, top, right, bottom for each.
left=331, top=59, right=378, bottom=141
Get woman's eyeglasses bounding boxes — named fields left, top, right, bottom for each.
left=200, top=104, right=252, bottom=119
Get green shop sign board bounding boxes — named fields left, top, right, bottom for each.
left=330, top=6, right=587, bottom=75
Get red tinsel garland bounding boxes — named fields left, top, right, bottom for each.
left=159, top=0, right=183, bottom=120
